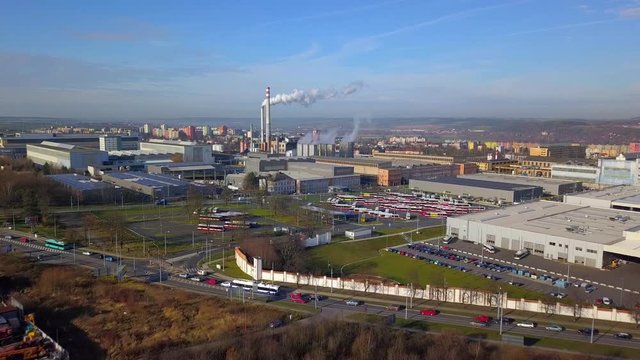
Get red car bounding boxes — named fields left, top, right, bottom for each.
left=595, top=298, right=604, bottom=305
left=474, top=315, right=491, bottom=323
left=205, top=278, right=218, bottom=286
left=420, top=309, right=438, bottom=316
left=19, top=237, right=29, bottom=243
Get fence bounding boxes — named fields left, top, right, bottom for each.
left=235, top=247, right=638, bottom=324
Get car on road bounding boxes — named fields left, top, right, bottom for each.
left=308, top=294, right=327, bottom=301
left=345, top=299, right=361, bottom=306
left=602, top=297, right=612, bottom=305
left=178, top=273, right=191, bottom=279
left=474, top=315, right=491, bottom=324
left=470, top=321, right=488, bottom=327
left=578, top=328, right=599, bottom=336
left=82, top=251, right=93, bottom=256
left=497, top=317, right=514, bottom=324
left=555, top=293, right=567, bottom=299
left=269, top=319, right=284, bottom=329
left=595, top=298, right=604, bottom=305
left=197, top=269, right=208, bottom=276
left=189, top=277, right=202, bottom=282
left=385, top=305, right=402, bottom=311
left=584, top=285, right=595, bottom=293
left=3, top=235, right=12, bottom=240
left=516, top=321, right=536, bottom=328
left=545, top=324, right=564, bottom=332
left=420, top=309, right=438, bottom=316
left=19, top=237, right=29, bottom=243
left=614, top=332, right=632, bottom=339
left=205, top=278, right=218, bottom=285
left=289, top=293, right=308, bottom=304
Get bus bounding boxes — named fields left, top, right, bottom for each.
left=514, top=249, right=530, bottom=260
left=482, top=243, right=496, bottom=254
left=44, top=239, right=73, bottom=251
left=222, top=279, right=281, bottom=295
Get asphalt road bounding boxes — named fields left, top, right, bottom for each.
left=3, top=237, right=639, bottom=351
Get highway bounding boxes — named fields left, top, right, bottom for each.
left=2, top=237, right=640, bottom=351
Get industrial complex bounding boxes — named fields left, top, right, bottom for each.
left=446, top=200, right=640, bottom=268
left=409, top=177, right=544, bottom=203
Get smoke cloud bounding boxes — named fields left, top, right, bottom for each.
left=263, top=81, right=364, bottom=107
left=298, top=115, right=370, bottom=145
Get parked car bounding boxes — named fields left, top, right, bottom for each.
left=595, top=298, right=604, bottom=305
left=420, top=309, right=438, bottom=316
left=345, top=299, right=361, bottom=306
left=516, top=321, right=536, bottom=328
left=556, top=293, right=567, bottom=299
left=584, top=285, right=595, bottom=293
left=614, top=332, right=632, bottom=339
left=545, top=324, right=564, bottom=332
left=602, top=297, right=612, bottom=305
left=578, top=328, right=599, bottom=336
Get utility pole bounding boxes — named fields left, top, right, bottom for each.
left=591, top=303, right=596, bottom=344
left=329, top=263, right=333, bottom=293
left=192, top=231, right=195, bottom=249
left=314, top=279, right=318, bottom=310
left=405, top=294, right=408, bottom=320
left=410, top=283, right=414, bottom=309
left=498, top=288, right=503, bottom=335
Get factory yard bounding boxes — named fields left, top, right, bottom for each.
left=431, top=239, right=640, bottom=309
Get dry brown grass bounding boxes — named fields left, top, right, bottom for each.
left=0, top=254, right=284, bottom=359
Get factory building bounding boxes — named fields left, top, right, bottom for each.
left=147, top=162, right=240, bottom=181
left=564, top=185, right=640, bottom=212
left=26, top=141, right=109, bottom=170
left=528, top=144, right=587, bottom=159
left=409, top=177, right=543, bottom=203
left=99, top=135, right=122, bottom=151
left=551, top=163, right=600, bottom=186
left=296, top=143, right=336, bottom=157
left=283, top=162, right=360, bottom=193
left=102, top=172, right=191, bottom=199
left=461, top=173, right=582, bottom=196
left=0, top=133, right=139, bottom=157
left=446, top=201, right=640, bottom=268
left=140, top=139, right=215, bottom=163
left=47, top=173, right=116, bottom=204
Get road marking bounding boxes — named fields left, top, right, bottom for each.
left=615, top=287, right=622, bottom=290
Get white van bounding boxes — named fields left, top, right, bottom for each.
left=483, top=243, right=496, bottom=254
left=516, top=321, right=536, bottom=328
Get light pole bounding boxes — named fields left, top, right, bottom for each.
left=151, top=242, right=162, bottom=284
left=164, top=231, right=169, bottom=256
left=498, top=287, right=503, bottom=335
left=328, top=263, right=333, bottom=293
left=591, top=301, right=596, bottom=344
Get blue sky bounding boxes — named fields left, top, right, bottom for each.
left=0, top=0, right=639, bottom=119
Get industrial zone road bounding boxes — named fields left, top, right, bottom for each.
left=2, top=238, right=640, bottom=351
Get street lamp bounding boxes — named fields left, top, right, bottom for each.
left=164, top=231, right=170, bottom=256
left=151, top=242, right=162, bottom=284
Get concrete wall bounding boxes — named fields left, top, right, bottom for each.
left=234, top=247, right=635, bottom=324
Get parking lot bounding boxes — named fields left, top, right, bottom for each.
left=390, top=240, right=639, bottom=308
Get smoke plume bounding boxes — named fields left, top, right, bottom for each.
left=263, top=81, right=364, bottom=107
left=298, top=115, right=370, bottom=145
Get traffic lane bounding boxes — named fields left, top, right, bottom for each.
left=315, top=298, right=640, bottom=347
left=435, top=241, right=636, bottom=307
left=394, top=244, right=560, bottom=294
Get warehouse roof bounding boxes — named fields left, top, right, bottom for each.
left=48, top=173, right=113, bottom=191
left=410, top=177, right=540, bottom=191
left=453, top=201, right=640, bottom=245
left=462, top=173, right=578, bottom=186
left=104, top=172, right=188, bottom=188
left=566, top=186, right=640, bottom=202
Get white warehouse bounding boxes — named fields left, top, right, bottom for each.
left=446, top=201, right=640, bottom=268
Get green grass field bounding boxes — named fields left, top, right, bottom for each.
left=308, top=226, right=445, bottom=270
